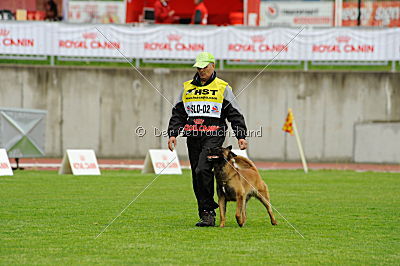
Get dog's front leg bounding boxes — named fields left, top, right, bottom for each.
left=218, top=196, right=227, bottom=228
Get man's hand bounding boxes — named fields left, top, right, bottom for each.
left=168, top=136, right=177, bottom=151
left=238, top=139, right=248, bottom=150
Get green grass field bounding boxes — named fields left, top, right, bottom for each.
left=1, top=170, right=399, bottom=264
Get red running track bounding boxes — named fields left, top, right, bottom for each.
left=8, top=158, right=400, bottom=173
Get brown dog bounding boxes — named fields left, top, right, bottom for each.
left=208, top=146, right=277, bottom=227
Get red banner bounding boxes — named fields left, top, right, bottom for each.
left=342, top=1, right=400, bottom=27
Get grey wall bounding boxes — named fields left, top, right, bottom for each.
left=354, top=123, right=400, bottom=163
left=1, top=65, right=399, bottom=162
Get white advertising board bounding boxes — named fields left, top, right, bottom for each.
left=142, top=149, right=182, bottom=175
left=59, top=149, right=101, bottom=175
left=0, top=22, right=399, bottom=60
left=0, top=22, right=52, bottom=55
left=260, top=1, right=334, bottom=27
left=0, top=149, right=13, bottom=176
left=68, top=1, right=126, bottom=24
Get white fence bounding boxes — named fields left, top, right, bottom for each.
left=0, top=21, right=399, bottom=61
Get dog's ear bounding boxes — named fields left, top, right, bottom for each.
left=227, top=145, right=232, bottom=150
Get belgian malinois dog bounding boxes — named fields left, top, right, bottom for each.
left=207, top=146, right=277, bottom=227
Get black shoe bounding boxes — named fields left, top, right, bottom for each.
left=195, top=210, right=216, bottom=227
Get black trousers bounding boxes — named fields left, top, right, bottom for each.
left=187, top=136, right=225, bottom=216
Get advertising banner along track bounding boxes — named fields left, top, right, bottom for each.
left=0, top=22, right=399, bottom=61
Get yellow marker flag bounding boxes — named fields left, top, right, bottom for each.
left=282, top=108, right=294, bottom=136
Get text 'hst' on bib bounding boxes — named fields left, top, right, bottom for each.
left=182, top=78, right=228, bottom=118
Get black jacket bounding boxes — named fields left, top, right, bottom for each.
left=168, top=72, right=247, bottom=139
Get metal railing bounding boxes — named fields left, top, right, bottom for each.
left=0, top=55, right=398, bottom=72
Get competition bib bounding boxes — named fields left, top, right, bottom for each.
left=184, top=101, right=222, bottom=118
left=182, top=78, right=227, bottom=118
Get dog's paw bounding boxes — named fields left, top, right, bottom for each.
left=271, top=220, right=278, bottom=226
left=236, top=216, right=245, bottom=227
left=219, top=224, right=225, bottom=228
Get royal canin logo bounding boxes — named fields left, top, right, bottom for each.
left=336, top=36, right=351, bottom=43
left=79, top=155, right=86, bottom=161
left=167, top=34, right=182, bottom=41
left=193, top=119, right=204, bottom=124
left=161, top=155, right=168, bottom=160
left=82, top=32, right=97, bottom=39
left=211, top=106, right=219, bottom=113
left=268, top=6, right=277, bottom=15
left=251, top=35, right=265, bottom=43
left=0, top=29, right=10, bottom=36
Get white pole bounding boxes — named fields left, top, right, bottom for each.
left=292, top=118, right=308, bottom=173
left=335, top=0, right=343, bottom=27
left=63, top=0, right=69, bottom=21
left=244, top=0, right=248, bottom=26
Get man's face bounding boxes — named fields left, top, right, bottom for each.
left=197, top=63, right=215, bottom=81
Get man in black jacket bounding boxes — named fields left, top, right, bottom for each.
left=167, top=52, right=248, bottom=227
